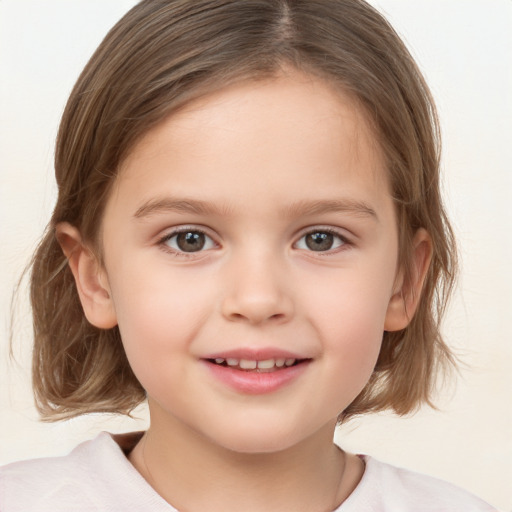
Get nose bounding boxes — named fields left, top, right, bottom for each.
left=220, top=251, right=294, bottom=325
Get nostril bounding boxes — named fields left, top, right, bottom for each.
left=220, top=287, right=294, bottom=324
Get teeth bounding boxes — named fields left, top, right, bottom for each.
left=257, top=359, right=275, bottom=369
left=212, top=357, right=298, bottom=369
left=239, top=359, right=257, bottom=369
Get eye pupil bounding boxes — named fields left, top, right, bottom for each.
left=177, top=232, right=205, bottom=252
left=306, top=232, right=334, bottom=251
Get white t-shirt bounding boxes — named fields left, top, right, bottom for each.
left=0, top=432, right=498, bottom=511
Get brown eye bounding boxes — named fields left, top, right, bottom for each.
left=296, top=230, right=346, bottom=252
left=176, top=232, right=205, bottom=252
left=164, top=230, right=215, bottom=253
left=306, top=232, right=334, bottom=251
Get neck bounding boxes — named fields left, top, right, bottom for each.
left=128, top=404, right=360, bottom=512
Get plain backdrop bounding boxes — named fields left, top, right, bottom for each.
left=1, top=1, right=511, bottom=510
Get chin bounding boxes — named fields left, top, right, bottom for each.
left=220, top=436, right=298, bottom=455
left=205, top=421, right=317, bottom=455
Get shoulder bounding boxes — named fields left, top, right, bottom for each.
left=0, top=432, right=172, bottom=512
left=340, top=456, right=498, bottom=512
left=0, top=432, right=117, bottom=512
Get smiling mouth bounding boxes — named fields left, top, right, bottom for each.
left=207, top=357, right=306, bottom=372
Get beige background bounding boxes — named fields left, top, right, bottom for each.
left=1, top=1, right=511, bottom=510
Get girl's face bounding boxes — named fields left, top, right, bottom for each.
left=99, top=71, right=404, bottom=453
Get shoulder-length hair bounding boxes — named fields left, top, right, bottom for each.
left=29, top=0, right=457, bottom=420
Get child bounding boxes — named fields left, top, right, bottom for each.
left=0, top=0, right=500, bottom=510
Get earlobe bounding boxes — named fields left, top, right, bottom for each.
left=55, top=222, right=118, bottom=329
left=384, top=228, right=432, bottom=332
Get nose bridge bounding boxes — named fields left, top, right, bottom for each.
left=220, top=243, right=293, bottom=325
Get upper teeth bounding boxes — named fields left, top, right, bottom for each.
left=213, top=358, right=296, bottom=369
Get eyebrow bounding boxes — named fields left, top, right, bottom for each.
left=134, top=198, right=233, bottom=219
left=133, top=197, right=378, bottom=221
left=282, top=199, right=378, bottom=221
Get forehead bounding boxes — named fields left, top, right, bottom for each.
left=110, top=71, right=390, bottom=216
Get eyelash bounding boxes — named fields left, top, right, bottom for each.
left=157, top=226, right=351, bottom=258
left=295, top=227, right=351, bottom=254
left=158, top=227, right=217, bottom=258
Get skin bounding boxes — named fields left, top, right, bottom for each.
left=58, top=70, right=431, bottom=511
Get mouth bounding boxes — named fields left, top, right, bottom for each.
left=202, top=353, right=311, bottom=394
left=206, top=357, right=305, bottom=373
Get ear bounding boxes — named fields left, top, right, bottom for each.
left=384, top=228, right=432, bottom=331
left=56, top=222, right=118, bottom=329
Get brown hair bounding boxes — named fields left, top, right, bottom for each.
left=29, top=0, right=456, bottom=420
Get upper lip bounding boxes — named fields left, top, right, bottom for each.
left=203, top=348, right=310, bottom=361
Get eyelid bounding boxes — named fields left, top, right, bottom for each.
left=293, top=226, right=353, bottom=252
left=157, top=225, right=219, bottom=256
left=300, top=225, right=353, bottom=240
left=155, top=224, right=352, bottom=257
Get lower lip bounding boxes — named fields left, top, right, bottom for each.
left=203, top=361, right=310, bottom=394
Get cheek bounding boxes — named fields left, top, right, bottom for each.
left=303, top=260, right=394, bottom=339
left=324, top=301, right=384, bottom=377
left=107, top=261, right=215, bottom=378
left=302, top=269, right=393, bottom=396
left=319, top=309, right=384, bottom=413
